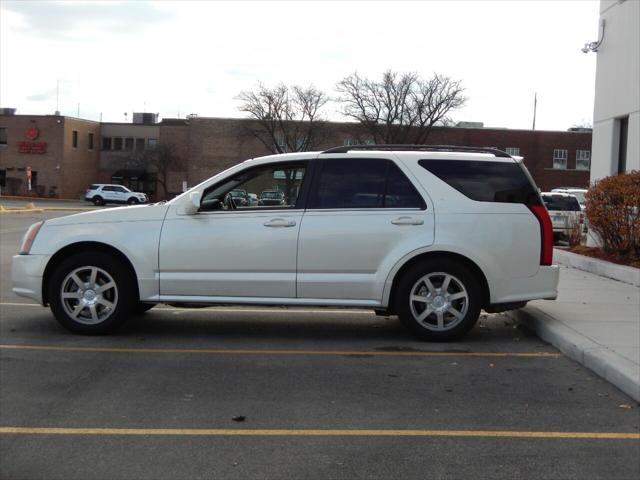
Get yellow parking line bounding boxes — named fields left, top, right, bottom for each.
left=0, top=427, right=637, bottom=440
left=0, top=344, right=561, bottom=358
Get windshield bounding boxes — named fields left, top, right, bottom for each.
left=261, top=191, right=282, bottom=199
left=542, top=195, right=581, bottom=211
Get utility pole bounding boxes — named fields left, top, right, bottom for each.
left=532, top=92, right=537, bottom=130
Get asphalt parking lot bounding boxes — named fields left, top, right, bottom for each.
left=1, top=211, right=639, bottom=480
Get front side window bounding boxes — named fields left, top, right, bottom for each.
left=576, top=150, right=591, bottom=170
left=553, top=149, right=568, bottom=169
left=200, top=162, right=307, bottom=212
left=308, top=158, right=424, bottom=209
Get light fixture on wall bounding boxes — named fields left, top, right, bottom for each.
left=582, top=19, right=606, bottom=53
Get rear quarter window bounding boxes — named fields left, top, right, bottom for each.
left=418, top=159, right=540, bottom=204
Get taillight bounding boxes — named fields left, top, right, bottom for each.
left=527, top=205, right=553, bottom=266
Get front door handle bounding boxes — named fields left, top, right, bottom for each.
left=391, top=216, right=424, bottom=226
left=264, top=218, right=296, bottom=227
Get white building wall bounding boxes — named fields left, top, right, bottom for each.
left=590, top=0, right=640, bottom=181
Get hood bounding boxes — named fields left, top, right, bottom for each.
left=44, top=204, right=168, bottom=226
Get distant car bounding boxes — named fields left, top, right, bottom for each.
left=227, top=189, right=249, bottom=207
left=85, top=184, right=147, bottom=206
left=541, top=192, right=583, bottom=240
left=551, top=188, right=587, bottom=210
left=258, top=190, right=285, bottom=206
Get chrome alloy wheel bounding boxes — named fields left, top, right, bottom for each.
left=409, top=272, right=469, bottom=331
left=60, top=266, right=119, bottom=325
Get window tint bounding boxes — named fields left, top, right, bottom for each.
left=200, top=163, right=306, bottom=211
left=309, top=158, right=424, bottom=209
left=541, top=195, right=581, bottom=211
left=419, top=159, right=540, bottom=204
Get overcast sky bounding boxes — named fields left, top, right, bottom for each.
left=0, top=0, right=600, bottom=130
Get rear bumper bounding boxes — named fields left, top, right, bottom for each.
left=11, top=254, right=49, bottom=305
left=489, top=265, right=560, bottom=304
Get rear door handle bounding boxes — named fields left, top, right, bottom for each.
left=391, top=216, right=424, bottom=226
left=264, top=218, right=296, bottom=227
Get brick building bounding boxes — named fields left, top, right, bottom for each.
left=162, top=117, right=592, bottom=193
left=0, top=111, right=100, bottom=198
left=1, top=108, right=592, bottom=199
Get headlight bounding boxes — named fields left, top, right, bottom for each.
left=19, top=221, right=44, bottom=255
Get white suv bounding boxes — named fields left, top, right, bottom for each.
left=13, top=146, right=558, bottom=341
left=85, top=184, right=147, bottom=206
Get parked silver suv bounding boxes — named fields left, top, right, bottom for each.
left=15, top=145, right=559, bottom=341
left=85, top=184, right=147, bottom=206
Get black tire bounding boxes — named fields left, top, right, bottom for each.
left=395, top=259, right=482, bottom=342
left=134, top=302, right=155, bottom=314
left=48, top=252, right=136, bottom=334
left=127, top=197, right=139, bottom=205
left=92, top=196, right=105, bottom=206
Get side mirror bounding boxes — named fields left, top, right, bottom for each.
left=179, top=191, right=202, bottom=215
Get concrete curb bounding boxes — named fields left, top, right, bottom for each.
left=511, top=306, right=640, bottom=402
left=554, top=248, right=640, bottom=287
left=0, top=208, right=44, bottom=214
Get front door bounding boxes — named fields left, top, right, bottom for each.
left=159, top=161, right=309, bottom=299
left=297, top=155, right=434, bottom=302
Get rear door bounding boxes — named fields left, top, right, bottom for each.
left=296, top=154, right=434, bottom=302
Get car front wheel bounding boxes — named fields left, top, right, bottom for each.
left=92, top=196, right=104, bottom=206
left=48, top=252, right=136, bottom=334
left=127, top=197, right=139, bottom=205
left=396, top=259, right=482, bottom=342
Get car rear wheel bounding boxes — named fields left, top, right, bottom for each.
left=92, top=196, right=104, bottom=206
left=48, top=252, right=136, bottom=334
left=127, top=197, right=139, bottom=205
left=396, top=259, right=482, bottom=341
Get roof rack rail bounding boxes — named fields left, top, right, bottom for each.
left=321, top=144, right=511, bottom=158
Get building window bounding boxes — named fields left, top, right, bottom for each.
left=147, top=138, right=158, bottom=149
left=113, top=137, right=123, bottom=150
left=505, top=147, right=520, bottom=156
left=135, top=138, right=145, bottom=151
left=0, top=169, right=6, bottom=187
left=552, top=149, right=568, bottom=169
left=0, top=127, right=7, bottom=145
left=125, top=137, right=134, bottom=151
left=576, top=150, right=591, bottom=170
left=618, top=116, right=628, bottom=174
left=273, top=133, right=287, bottom=152
left=88, top=133, right=94, bottom=150
left=72, top=130, right=78, bottom=148
left=102, top=137, right=112, bottom=150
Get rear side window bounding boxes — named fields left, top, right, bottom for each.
left=541, top=195, right=581, bottom=211
left=418, top=159, right=540, bottom=204
left=309, top=158, right=424, bottom=209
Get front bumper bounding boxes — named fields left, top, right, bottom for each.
left=12, top=254, right=49, bottom=305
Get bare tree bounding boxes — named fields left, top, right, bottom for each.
left=336, top=70, right=466, bottom=144
left=138, top=143, right=185, bottom=199
left=237, top=83, right=329, bottom=153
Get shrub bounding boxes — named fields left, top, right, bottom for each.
left=585, top=171, right=640, bottom=258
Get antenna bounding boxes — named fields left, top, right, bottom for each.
left=532, top=92, right=537, bottom=130
left=56, top=80, right=60, bottom=113
left=77, top=102, right=80, bottom=118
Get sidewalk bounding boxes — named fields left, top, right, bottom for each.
left=511, top=264, right=640, bottom=401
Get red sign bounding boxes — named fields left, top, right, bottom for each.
left=18, top=141, right=47, bottom=154
left=25, top=127, right=39, bottom=140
